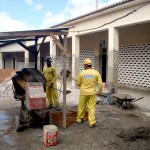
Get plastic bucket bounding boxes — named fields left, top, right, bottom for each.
left=43, top=125, right=58, bottom=146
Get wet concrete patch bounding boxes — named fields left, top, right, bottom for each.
left=0, top=135, right=17, bottom=146
left=51, top=111, right=88, bottom=128
left=0, top=110, right=14, bottom=131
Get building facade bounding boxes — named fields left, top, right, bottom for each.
left=0, top=0, right=150, bottom=91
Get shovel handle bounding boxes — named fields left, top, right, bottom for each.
left=69, top=76, right=77, bottom=81
left=51, top=86, right=71, bottom=94
left=51, top=86, right=63, bottom=92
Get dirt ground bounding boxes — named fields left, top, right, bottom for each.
left=0, top=79, right=150, bottom=150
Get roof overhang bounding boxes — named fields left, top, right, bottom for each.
left=0, top=27, right=69, bottom=41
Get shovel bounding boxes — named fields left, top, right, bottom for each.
left=51, top=86, right=71, bottom=94
left=60, top=69, right=77, bottom=81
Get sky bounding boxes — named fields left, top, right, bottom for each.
left=0, top=0, right=121, bottom=31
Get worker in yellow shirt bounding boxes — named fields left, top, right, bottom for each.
left=76, top=58, right=103, bottom=128
left=43, top=56, right=60, bottom=111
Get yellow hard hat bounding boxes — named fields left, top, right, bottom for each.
left=83, top=58, right=93, bottom=65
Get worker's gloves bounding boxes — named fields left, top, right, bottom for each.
left=50, top=83, right=54, bottom=88
left=97, top=91, right=102, bottom=95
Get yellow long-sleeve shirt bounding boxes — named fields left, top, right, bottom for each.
left=77, top=69, right=102, bottom=95
left=43, top=65, right=57, bottom=84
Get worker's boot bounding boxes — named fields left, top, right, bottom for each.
left=47, top=105, right=53, bottom=109
left=89, top=123, right=98, bottom=128
left=76, top=119, right=83, bottom=124
left=55, top=106, right=60, bottom=111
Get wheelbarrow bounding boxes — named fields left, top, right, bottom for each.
left=112, top=94, right=144, bottom=109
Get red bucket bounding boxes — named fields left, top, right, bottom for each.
left=43, top=125, right=58, bottom=146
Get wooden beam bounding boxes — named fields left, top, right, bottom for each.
left=0, top=42, right=14, bottom=47
left=37, top=36, right=46, bottom=54
left=50, top=32, right=69, bottom=57
left=0, top=31, right=68, bottom=38
left=0, top=38, right=35, bottom=43
left=17, top=41, right=36, bottom=55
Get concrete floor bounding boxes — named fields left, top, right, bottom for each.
left=0, top=79, right=150, bottom=150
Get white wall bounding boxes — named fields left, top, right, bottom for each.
left=119, top=23, right=150, bottom=45
left=0, top=43, right=25, bottom=52
left=67, top=1, right=150, bottom=36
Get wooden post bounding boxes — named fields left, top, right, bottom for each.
left=63, top=35, right=67, bottom=128
left=50, top=32, right=69, bottom=57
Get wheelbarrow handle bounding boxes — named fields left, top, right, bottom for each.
left=131, top=97, right=144, bottom=103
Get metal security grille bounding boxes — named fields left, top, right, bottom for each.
left=55, top=55, right=63, bottom=75
left=118, top=44, right=150, bottom=88
left=80, top=48, right=95, bottom=71
left=55, top=51, right=70, bottom=76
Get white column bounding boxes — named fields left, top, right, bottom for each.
left=72, top=34, right=80, bottom=88
left=108, top=27, right=119, bottom=93
left=24, top=50, right=29, bottom=68
left=50, top=38, right=57, bottom=66
left=0, top=52, right=2, bottom=69
left=15, top=54, right=18, bottom=70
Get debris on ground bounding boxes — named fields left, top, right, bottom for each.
left=117, top=126, right=150, bottom=142
left=0, top=79, right=14, bottom=97
left=0, top=126, right=15, bottom=136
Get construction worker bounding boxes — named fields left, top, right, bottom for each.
left=43, top=56, right=60, bottom=111
left=76, top=58, right=103, bottom=128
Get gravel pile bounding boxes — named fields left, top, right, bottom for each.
left=0, top=78, right=14, bottom=98
left=117, top=126, right=150, bottom=142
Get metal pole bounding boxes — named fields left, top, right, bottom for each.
left=63, top=35, right=67, bottom=128
left=35, top=36, right=38, bottom=69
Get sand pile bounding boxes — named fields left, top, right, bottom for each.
left=0, top=69, right=16, bottom=83
left=0, top=69, right=16, bottom=97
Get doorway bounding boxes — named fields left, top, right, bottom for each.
left=102, top=48, right=107, bottom=83
left=13, top=57, right=15, bottom=69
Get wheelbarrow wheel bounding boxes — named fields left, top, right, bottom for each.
left=15, top=115, right=21, bottom=132
left=122, top=101, right=131, bottom=109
